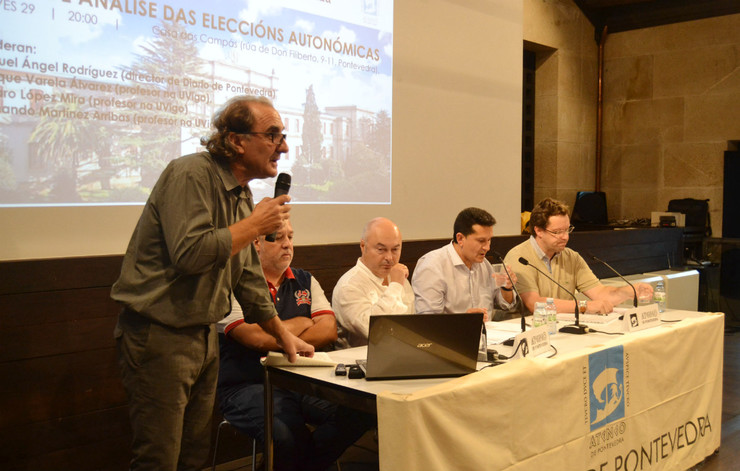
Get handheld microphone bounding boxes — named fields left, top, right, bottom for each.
left=491, top=251, right=525, bottom=340
left=265, top=173, right=291, bottom=242
left=518, top=257, right=589, bottom=335
left=588, top=253, right=638, bottom=308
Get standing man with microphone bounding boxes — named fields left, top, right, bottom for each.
left=504, top=198, right=652, bottom=315
left=111, top=96, right=314, bottom=471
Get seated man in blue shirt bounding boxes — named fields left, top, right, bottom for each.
left=217, top=220, right=373, bottom=471
left=412, top=207, right=518, bottom=319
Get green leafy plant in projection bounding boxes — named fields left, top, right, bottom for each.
left=117, top=19, right=204, bottom=191
left=27, top=97, right=107, bottom=202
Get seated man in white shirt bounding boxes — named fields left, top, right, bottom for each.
left=504, top=197, right=653, bottom=314
left=412, top=207, right=517, bottom=320
left=333, top=217, right=415, bottom=347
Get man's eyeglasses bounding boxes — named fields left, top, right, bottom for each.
left=545, top=225, right=575, bottom=237
left=235, top=132, right=287, bottom=145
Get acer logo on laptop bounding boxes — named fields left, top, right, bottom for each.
left=416, top=342, right=433, bottom=348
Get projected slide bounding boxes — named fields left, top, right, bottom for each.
left=0, top=0, right=393, bottom=206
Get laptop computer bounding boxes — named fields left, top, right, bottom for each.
left=358, top=313, right=483, bottom=380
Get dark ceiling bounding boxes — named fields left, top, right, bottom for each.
left=573, top=0, right=740, bottom=37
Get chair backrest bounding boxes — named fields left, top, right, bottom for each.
left=571, top=191, right=608, bottom=226
left=667, top=198, right=711, bottom=236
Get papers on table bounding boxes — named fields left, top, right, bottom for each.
left=485, top=321, right=523, bottom=345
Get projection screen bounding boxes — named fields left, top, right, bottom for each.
left=0, top=0, right=393, bottom=206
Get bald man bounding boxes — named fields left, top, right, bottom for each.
left=332, top=217, right=415, bottom=347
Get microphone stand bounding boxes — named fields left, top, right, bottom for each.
left=518, top=257, right=589, bottom=335
left=589, top=254, right=638, bottom=308
left=491, top=251, right=523, bottom=346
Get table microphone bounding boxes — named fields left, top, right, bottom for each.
left=491, top=251, right=525, bottom=342
left=265, top=173, right=291, bottom=242
left=588, top=253, right=638, bottom=308
left=518, top=257, right=589, bottom=334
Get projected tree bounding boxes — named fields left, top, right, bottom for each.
left=119, top=20, right=204, bottom=191
left=301, top=85, right=323, bottom=165
left=331, top=109, right=391, bottom=202
left=371, top=109, right=391, bottom=157
left=293, top=85, right=325, bottom=194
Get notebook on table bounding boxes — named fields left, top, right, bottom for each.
left=260, top=351, right=337, bottom=367
left=358, top=313, right=483, bottom=380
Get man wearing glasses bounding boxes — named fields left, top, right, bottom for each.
left=504, top=198, right=652, bottom=314
left=111, top=96, right=313, bottom=470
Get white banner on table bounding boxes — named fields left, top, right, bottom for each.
left=377, top=314, right=724, bottom=471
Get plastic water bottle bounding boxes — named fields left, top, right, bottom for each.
left=545, top=297, right=558, bottom=335
left=654, top=280, right=667, bottom=312
left=533, top=302, right=547, bottom=328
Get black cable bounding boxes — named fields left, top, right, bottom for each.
left=587, top=328, right=624, bottom=335
left=478, top=361, right=506, bottom=371
left=491, top=337, right=525, bottom=361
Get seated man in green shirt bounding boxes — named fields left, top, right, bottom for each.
left=505, top=198, right=653, bottom=314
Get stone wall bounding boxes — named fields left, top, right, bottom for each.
left=602, top=14, right=740, bottom=235
left=524, top=0, right=599, bottom=209
left=524, top=2, right=739, bottom=235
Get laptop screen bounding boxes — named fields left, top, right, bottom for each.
left=363, top=313, right=483, bottom=380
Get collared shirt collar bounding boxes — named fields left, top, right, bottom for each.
left=266, top=267, right=295, bottom=302
left=529, top=235, right=558, bottom=273
left=356, top=258, right=387, bottom=284
left=208, top=151, right=242, bottom=192
left=446, top=242, right=469, bottom=270
left=208, top=152, right=254, bottom=215
left=266, top=267, right=295, bottom=288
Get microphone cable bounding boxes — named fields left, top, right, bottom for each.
left=587, top=327, right=625, bottom=335
left=484, top=340, right=559, bottom=364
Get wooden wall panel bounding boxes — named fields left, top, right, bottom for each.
left=0, top=287, right=118, bottom=329
left=0, top=255, right=122, bottom=295
left=0, top=406, right=131, bottom=471
left=3, top=434, right=132, bottom=471
left=0, top=310, right=116, bottom=362
left=0, top=348, right=126, bottom=429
